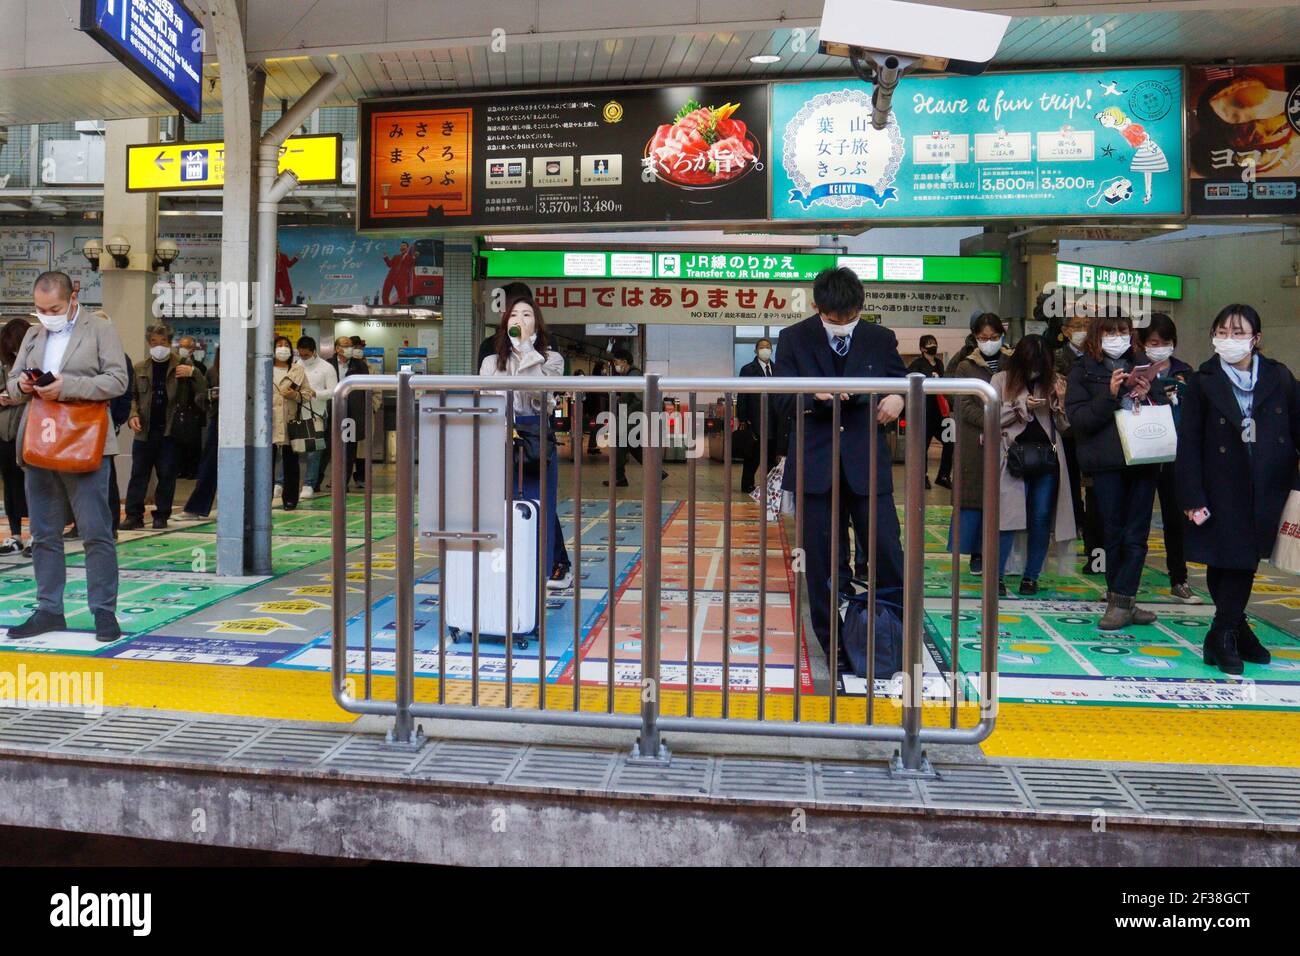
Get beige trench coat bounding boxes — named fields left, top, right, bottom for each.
left=991, top=370, right=1077, bottom=542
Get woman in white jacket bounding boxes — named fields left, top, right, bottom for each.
left=480, top=294, right=572, bottom=589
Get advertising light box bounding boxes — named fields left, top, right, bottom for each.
left=771, top=67, right=1185, bottom=222
left=359, top=83, right=769, bottom=231
left=480, top=250, right=1002, bottom=285
left=81, top=0, right=204, bottom=122
left=1187, top=64, right=1300, bottom=216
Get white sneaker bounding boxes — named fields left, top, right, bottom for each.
left=0, top=537, right=21, bottom=555
left=173, top=511, right=207, bottom=522
left=273, top=484, right=283, bottom=500
left=300, top=486, right=315, bottom=499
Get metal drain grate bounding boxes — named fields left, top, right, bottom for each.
left=508, top=747, right=618, bottom=790
left=610, top=755, right=712, bottom=796
left=0, top=710, right=96, bottom=748
left=715, top=757, right=814, bottom=799
left=62, top=715, right=183, bottom=755
left=922, top=766, right=1030, bottom=808
left=816, top=761, right=922, bottom=805
left=142, top=721, right=268, bottom=762
left=411, top=741, right=522, bottom=783
left=233, top=728, right=348, bottom=766
left=1118, top=770, right=1253, bottom=818
left=1217, top=773, right=1300, bottom=822
left=325, top=738, right=430, bottom=775
left=1014, top=766, right=1139, bottom=813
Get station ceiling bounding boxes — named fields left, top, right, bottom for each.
left=1, top=3, right=1299, bottom=126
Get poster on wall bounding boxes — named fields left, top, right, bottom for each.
left=276, top=227, right=443, bottom=307
left=1187, top=64, right=1300, bottom=215
left=771, top=67, right=1185, bottom=222
left=481, top=280, right=997, bottom=328
left=358, top=83, right=769, bottom=231
left=0, top=229, right=104, bottom=305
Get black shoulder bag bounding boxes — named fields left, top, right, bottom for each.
left=1007, top=402, right=1059, bottom=480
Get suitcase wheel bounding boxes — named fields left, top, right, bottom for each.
left=448, top=627, right=463, bottom=643
left=513, top=637, right=530, bottom=650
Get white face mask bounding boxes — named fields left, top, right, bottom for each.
left=1101, top=335, right=1130, bottom=359
left=1213, top=336, right=1254, bottom=364
left=757, top=348, right=772, bottom=361
left=821, top=317, right=859, bottom=338
left=177, top=347, right=191, bottom=359
left=351, top=348, right=365, bottom=360
left=150, top=345, right=171, bottom=362
left=275, top=347, right=292, bottom=362
left=34, top=303, right=74, bottom=333
left=193, top=350, right=205, bottom=362
left=1070, top=330, right=1088, bottom=347
left=977, top=338, right=1003, bottom=357
left=1144, top=345, right=1174, bottom=363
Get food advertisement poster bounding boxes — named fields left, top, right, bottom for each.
left=771, top=67, right=1185, bottom=221
left=1187, top=64, right=1300, bottom=215
left=358, top=83, right=768, bottom=230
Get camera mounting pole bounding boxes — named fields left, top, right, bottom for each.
left=848, top=50, right=920, bottom=131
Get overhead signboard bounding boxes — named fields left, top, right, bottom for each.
left=482, top=280, right=999, bottom=328
left=480, top=250, right=1002, bottom=285
left=1056, top=260, right=1183, bottom=300
left=126, top=134, right=342, bottom=191
left=80, top=0, right=204, bottom=122
left=1187, top=64, right=1300, bottom=216
left=358, top=83, right=770, bottom=231
left=771, top=67, right=1186, bottom=222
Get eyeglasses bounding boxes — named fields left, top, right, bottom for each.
left=1212, top=329, right=1255, bottom=340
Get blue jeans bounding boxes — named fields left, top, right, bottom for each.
left=999, top=472, right=1057, bottom=580
left=947, top=507, right=985, bottom=556
left=516, top=416, right=570, bottom=572
left=304, top=450, right=323, bottom=490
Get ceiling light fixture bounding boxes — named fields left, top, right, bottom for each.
left=749, top=53, right=782, bottom=64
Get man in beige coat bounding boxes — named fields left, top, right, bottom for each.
left=5, top=272, right=129, bottom=642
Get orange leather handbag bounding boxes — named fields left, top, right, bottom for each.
left=21, top=397, right=109, bottom=473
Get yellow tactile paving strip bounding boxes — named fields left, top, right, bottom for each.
left=4, top=649, right=1298, bottom=768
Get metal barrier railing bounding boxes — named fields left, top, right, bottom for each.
left=331, top=371, right=1000, bottom=772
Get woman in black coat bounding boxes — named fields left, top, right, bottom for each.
left=1176, top=304, right=1300, bottom=674
left=1064, top=310, right=1167, bottom=630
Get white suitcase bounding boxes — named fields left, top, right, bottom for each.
left=444, top=499, right=540, bottom=648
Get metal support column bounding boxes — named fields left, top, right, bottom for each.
left=631, top=373, right=669, bottom=764
left=387, top=369, right=422, bottom=748
left=895, top=373, right=934, bottom=776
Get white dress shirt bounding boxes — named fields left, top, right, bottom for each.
left=42, top=306, right=80, bottom=374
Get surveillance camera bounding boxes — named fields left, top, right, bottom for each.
left=819, top=0, right=1010, bottom=129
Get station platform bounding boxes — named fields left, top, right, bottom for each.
left=1, top=458, right=1299, bottom=773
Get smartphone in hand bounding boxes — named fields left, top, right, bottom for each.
left=1190, top=507, right=1211, bottom=526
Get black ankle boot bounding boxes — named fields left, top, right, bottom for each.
left=1203, top=625, right=1244, bottom=676
left=1234, top=620, right=1271, bottom=665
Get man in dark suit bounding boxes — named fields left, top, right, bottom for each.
left=774, top=267, right=906, bottom=668
left=737, top=338, right=781, bottom=494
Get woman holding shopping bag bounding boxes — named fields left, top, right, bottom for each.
left=1065, top=310, right=1166, bottom=630
left=1176, top=304, right=1300, bottom=674
left=991, top=335, right=1076, bottom=597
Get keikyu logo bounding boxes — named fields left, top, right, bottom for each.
left=782, top=88, right=904, bottom=211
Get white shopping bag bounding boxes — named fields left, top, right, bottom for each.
left=1115, top=403, right=1177, bottom=465
left=749, top=456, right=786, bottom=522
left=1269, top=490, right=1300, bottom=575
